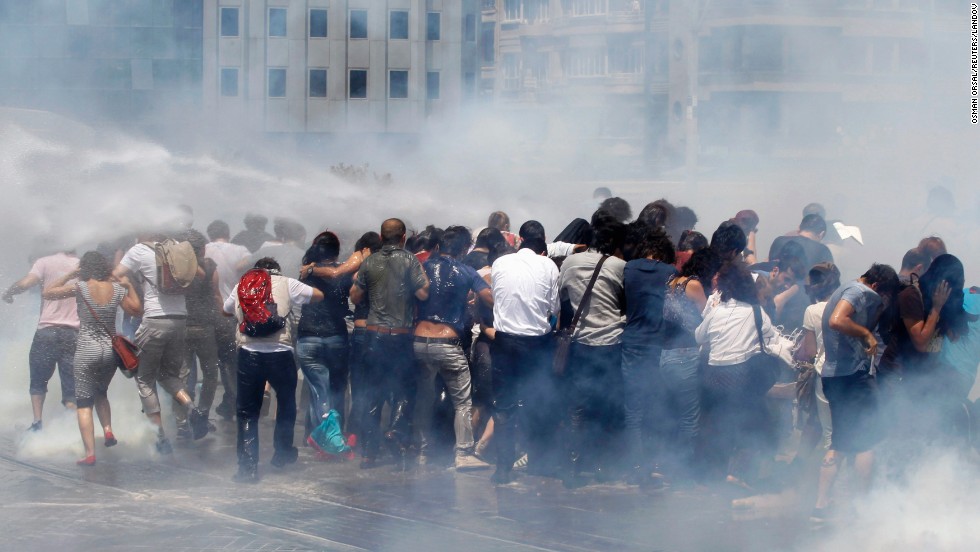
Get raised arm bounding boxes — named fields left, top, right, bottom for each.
left=41, top=269, right=81, bottom=300
left=2, top=273, right=41, bottom=303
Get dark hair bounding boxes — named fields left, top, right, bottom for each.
left=244, top=213, right=267, bottom=230
left=629, top=224, right=675, bottom=264
left=901, top=248, right=930, bottom=272
left=861, top=263, right=900, bottom=299
left=519, top=237, right=547, bottom=255
left=775, top=239, right=806, bottom=266
left=673, top=206, right=698, bottom=235
left=680, top=247, right=719, bottom=283
left=487, top=211, right=510, bottom=231
left=381, top=218, right=407, bottom=245
left=518, top=220, right=546, bottom=242
left=274, top=218, right=306, bottom=244
left=592, top=218, right=628, bottom=257
left=416, top=225, right=443, bottom=252
left=710, top=221, right=748, bottom=261
left=598, top=197, right=632, bottom=223
left=918, top=254, right=968, bottom=338
left=487, top=242, right=515, bottom=266
left=716, top=261, right=759, bottom=304
left=803, top=202, right=826, bottom=219
left=806, top=263, right=841, bottom=302
left=677, top=229, right=708, bottom=252
left=206, top=220, right=231, bottom=241
left=78, top=251, right=112, bottom=282
left=303, top=231, right=340, bottom=264
left=637, top=199, right=674, bottom=229
left=354, top=231, right=382, bottom=253
left=474, top=227, right=498, bottom=250
left=254, top=257, right=281, bottom=272
left=405, top=234, right=423, bottom=254
left=439, top=226, right=473, bottom=257
left=776, top=255, right=806, bottom=282
left=799, top=214, right=827, bottom=235
left=177, top=229, right=208, bottom=257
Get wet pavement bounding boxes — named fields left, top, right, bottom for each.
left=0, top=417, right=820, bottom=552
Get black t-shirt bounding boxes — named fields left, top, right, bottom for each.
left=462, top=249, right=489, bottom=271
left=768, top=235, right=834, bottom=269
left=297, top=263, right=352, bottom=338
left=774, top=281, right=810, bottom=333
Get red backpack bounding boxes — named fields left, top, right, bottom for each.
left=237, top=269, right=286, bottom=337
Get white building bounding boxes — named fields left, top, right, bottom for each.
left=203, top=0, right=480, bottom=134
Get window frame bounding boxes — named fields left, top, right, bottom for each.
left=268, top=67, right=287, bottom=98
left=268, top=7, right=287, bottom=38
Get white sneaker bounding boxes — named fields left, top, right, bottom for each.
left=455, top=454, right=491, bottom=471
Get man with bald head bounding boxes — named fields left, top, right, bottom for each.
left=351, top=218, right=430, bottom=468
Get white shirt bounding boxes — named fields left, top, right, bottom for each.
left=223, top=274, right=314, bottom=353
left=695, top=298, right=777, bottom=366
left=491, top=249, right=560, bottom=337
left=803, top=302, right=828, bottom=374
left=119, top=243, right=186, bottom=318
left=547, top=241, right=578, bottom=259
left=205, top=240, right=250, bottom=300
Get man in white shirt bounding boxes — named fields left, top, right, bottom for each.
left=113, top=232, right=210, bottom=453
left=224, top=257, right=323, bottom=483
left=205, top=220, right=251, bottom=420
left=489, top=237, right=560, bottom=484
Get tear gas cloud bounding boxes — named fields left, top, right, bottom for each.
left=1, top=1, right=980, bottom=550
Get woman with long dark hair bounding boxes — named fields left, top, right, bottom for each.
left=44, top=252, right=141, bottom=465
left=695, top=261, right=778, bottom=487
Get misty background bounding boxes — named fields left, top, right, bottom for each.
left=1, top=1, right=979, bottom=550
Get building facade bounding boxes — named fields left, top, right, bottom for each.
left=0, top=0, right=204, bottom=123
left=203, top=0, right=481, bottom=134
left=480, top=0, right=964, bottom=170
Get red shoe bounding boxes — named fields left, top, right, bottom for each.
left=342, top=434, right=357, bottom=461
left=104, top=431, right=117, bottom=448
left=76, top=455, right=96, bottom=466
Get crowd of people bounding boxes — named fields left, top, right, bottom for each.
left=4, top=198, right=979, bottom=523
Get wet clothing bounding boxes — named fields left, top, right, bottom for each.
left=559, top=252, right=627, bottom=346
left=768, top=235, right=834, bottom=269
left=491, top=249, right=560, bottom=337
left=29, top=252, right=80, bottom=329
left=28, top=326, right=77, bottom=404
left=223, top=274, right=315, bottom=352
left=298, top=263, right=352, bottom=339
left=414, top=338, right=476, bottom=454
left=462, top=249, right=489, bottom=272
left=821, top=281, right=882, bottom=378
left=119, top=243, right=186, bottom=317
left=236, top=349, right=297, bottom=472
left=418, top=255, right=488, bottom=336
left=73, top=282, right=125, bottom=409
left=355, top=245, right=427, bottom=329
left=622, top=259, right=677, bottom=349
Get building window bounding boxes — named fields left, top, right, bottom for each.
left=502, top=53, right=520, bottom=90
left=349, top=69, right=367, bottom=98
left=503, top=0, right=521, bottom=22
left=426, top=12, right=440, bottom=40
left=464, top=14, right=476, bottom=42
left=570, top=0, right=608, bottom=17
left=481, top=22, right=494, bottom=64
left=310, top=9, right=328, bottom=38
left=389, top=70, right=409, bottom=99
left=220, top=67, right=238, bottom=97
left=220, top=7, right=239, bottom=37
left=390, top=10, right=409, bottom=39
left=350, top=10, right=368, bottom=39
left=269, top=8, right=287, bottom=37
left=427, top=71, right=440, bottom=100
left=565, top=49, right=606, bottom=76
left=309, top=69, right=327, bottom=97
left=268, top=68, right=286, bottom=97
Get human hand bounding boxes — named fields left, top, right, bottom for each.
left=864, top=333, right=878, bottom=358
left=300, top=263, right=315, bottom=279
left=2, top=291, right=12, bottom=304
left=932, top=280, right=951, bottom=312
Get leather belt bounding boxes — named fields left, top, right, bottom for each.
left=365, top=325, right=412, bottom=335
left=413, top=336, right=461, bottom=345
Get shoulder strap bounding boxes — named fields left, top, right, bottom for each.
left=752, top=304, right=768, bottom=354
left=77, top=283, right=114, bottom=338
left=568, top=255, right=610, bottom=334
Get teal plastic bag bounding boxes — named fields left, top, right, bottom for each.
left=309, top=409, right=349, bottom=455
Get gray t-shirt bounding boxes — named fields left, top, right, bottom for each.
left=355, top=245, right=427, bottom=329
left=821, top=280, right=881, bottom=378
left=558, top=251, right=626, bottom=347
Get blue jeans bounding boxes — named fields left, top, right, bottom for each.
left=296, top=334, right=349, bottom=437
left=660, top=347, right=701, bottom=477
left=621, top=343, right=661, bottom=471
left=29, top=325, right=77, bottom=405
left=566, top=342, right=623, bottom=472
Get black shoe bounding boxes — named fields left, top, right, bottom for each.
left=271, top=447, right=298, bottom=468
left=27, top=420, right=42, bottom=432
left=215, top=401, right=234, bottom=421
left=232, top=468, right=259, bottom=484
left=189, top=408, right=211, bottom=440
left=156, top=436, right=173, bottom=455
left=491, top=469, right=516, bottom=485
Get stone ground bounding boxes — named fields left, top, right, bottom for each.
left=0, top=415, right=829, bottom=552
